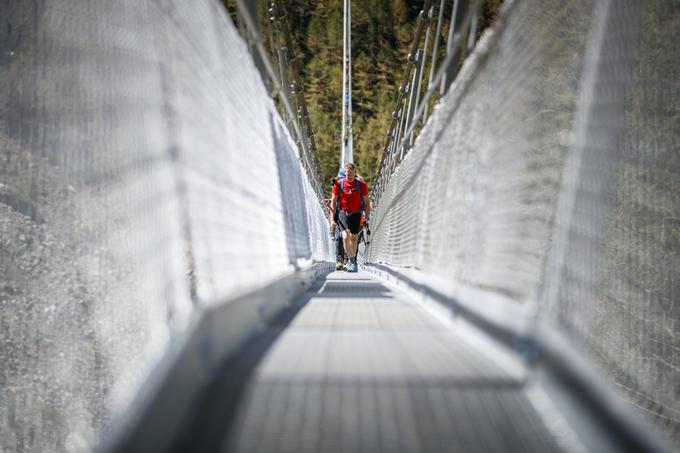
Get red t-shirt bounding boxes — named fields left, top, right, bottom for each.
left=333, top=177, right=368, bottom=213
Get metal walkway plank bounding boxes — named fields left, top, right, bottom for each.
left=187, top=271, right=563, bottom=453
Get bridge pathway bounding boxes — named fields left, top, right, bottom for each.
left=177, top=271, right=563, bottom=453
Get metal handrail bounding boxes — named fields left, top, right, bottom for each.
left=372, top=0, right=481, bottom=206
left=373, top=0, right=433, bottom=202
left=234, top=0, right=325, bottom=201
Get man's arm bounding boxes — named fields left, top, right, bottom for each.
left=362, top=195, right=371, bottom=218
left=330, top=193, right=338, bottom=224
left=360, top=181, right=371, bottom=218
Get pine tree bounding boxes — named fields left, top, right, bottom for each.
left=222, top=0, right=504, bottom=194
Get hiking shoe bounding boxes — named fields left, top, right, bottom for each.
left=346, top=261, right=358, bottom=273
left=335, top=259, right=344, bottom=271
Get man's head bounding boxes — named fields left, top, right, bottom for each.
left=344, top=163, right=357, bottom=180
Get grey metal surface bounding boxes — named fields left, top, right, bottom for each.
left=219, top=272, right=561, bottom=453
left=1, top=1, right=332, bottom=450
left=366, top=0, right=679, bottom=444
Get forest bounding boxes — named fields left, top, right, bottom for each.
left=224, top=0, right=502, bottom=193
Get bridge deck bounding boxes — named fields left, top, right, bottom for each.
left=177, top=271, right=563, bottom=453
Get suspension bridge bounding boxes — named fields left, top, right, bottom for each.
left=0, top=0, right=678, bottom=452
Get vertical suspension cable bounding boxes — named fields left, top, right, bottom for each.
left=440, top=0, right=464, bottom=96
left=234, top=0, right=324, bottom=200
left=411, top=5, right=433, bottom=146
left=266, top=0, right=324, bottom=199
left=423, top=0, right=446, bottom=122
left=405, top=49, right=423, bottom=150
left=341, top=0, right=353, bottom=167
left=373, top=0, right=481, bottom=205
left=274, top=4, right=316, bottom=153
left=270, top=3, right=311, bottom=174
left=374, top=0, right=433, bottom=200
left=277, top=48, right=291, bottom=125
left=466, top=3, right=479, bottom=54
left=402, top=0, right=480, bottom=146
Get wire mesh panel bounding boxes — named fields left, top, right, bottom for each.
left=368, top=0, right=594, bottom=301
left=543, top=0, right=680, bottom=442
left=366, top=0, right=679, bottom=443
left=0, top=0, right=331, bottom=451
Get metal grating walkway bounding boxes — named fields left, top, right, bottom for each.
left=175, top=271, right=563, bottom=453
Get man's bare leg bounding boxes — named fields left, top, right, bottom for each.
left=342, top=230, right=352, bottom=261
left=349, top=234, right=358, bottom=258
left=343, top=232, right=358, bottom=258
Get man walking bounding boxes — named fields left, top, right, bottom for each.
left=330, top=168, right=347, bottom=270
left=330, top=162, right=371, bottom=272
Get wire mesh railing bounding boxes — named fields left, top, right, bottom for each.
left=373, top=0, right=482, bottom=204
left=232, top=0, right=325, bottom=201
left=365, top=0, right=679, bottom=446
left=0, top=0, right=332, bottom=451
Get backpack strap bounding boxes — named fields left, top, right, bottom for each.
left=338, top=178, right=365, bottom=212
left=357, top=177, right=365, bottom=211
left=338, top=179, right=344, bottom=211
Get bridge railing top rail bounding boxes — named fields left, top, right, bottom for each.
left=233, top=0, right=325, bottom=201
left=372, top=0, right=486, bottom=205
left=363, top=0, right=678, bottom=448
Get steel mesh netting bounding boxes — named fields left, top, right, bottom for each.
left=543, top=0, right=680, bottom=442
left=366, top=0, right=679, bottom=443
left=368, top=0, right=593, bottom=301
left=0, top=0, right=331, bottom=451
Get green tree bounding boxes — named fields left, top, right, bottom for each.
left=223, top=0, right=504, bottom=195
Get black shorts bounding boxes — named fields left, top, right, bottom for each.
left=338, top=211, right=362, bottom=235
